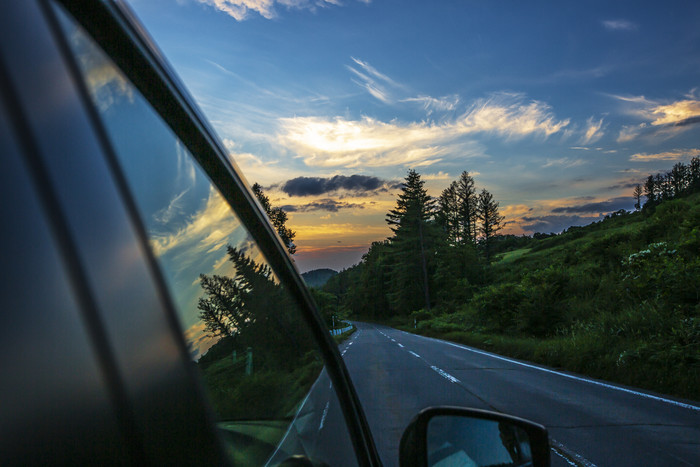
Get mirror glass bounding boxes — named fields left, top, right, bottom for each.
left=427, top=415, right=533, bottom=467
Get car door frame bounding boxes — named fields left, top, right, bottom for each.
left=0, top=0, right=381, bottom=465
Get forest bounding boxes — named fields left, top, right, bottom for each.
left=316, top=158, right=700, bottom=400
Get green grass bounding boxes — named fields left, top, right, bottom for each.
left=399, top=311, right=699, bottom=402
left=496, top=248, right=531, bottom=263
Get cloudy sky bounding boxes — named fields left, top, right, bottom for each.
left=126, top=0, right=700, bottom=272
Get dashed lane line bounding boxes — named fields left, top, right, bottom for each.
left=430, top=365, right=460, bottom=384
left=407, top=333, right=700, bottom=412
left=318, top=401, right=330, bottom=432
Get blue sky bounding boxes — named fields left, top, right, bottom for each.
left=126, top=0, right=700, bottom=272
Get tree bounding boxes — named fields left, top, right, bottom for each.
left=456, top=171, right=479, bottom=244
left=198, top=246, right=311, bottom=364
left=477, top=188, right=505, bottom=261
left=252, top=183, right=296, bottom=254
left=669, top=162, right=688, bottom=197
left=643, top=175, right=657, bottom=209
left=386, top=169, right=437, bottom=313
left=436, top=181, right=460, bottom=245
left=633, top=184, right=643, bottom=211
left=689, top=157, right=700, bottom=192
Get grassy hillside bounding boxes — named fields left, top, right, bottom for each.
left=400, top=194, right=700, bottom=400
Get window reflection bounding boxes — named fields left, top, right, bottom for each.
left=54, top=6, right=357, bottom=465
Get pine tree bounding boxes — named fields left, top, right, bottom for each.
left=386, top=169, right=437, bottom=313
left=633, top=184, right=643, bottom=211
left=252, top=183, right=296, bottom=254
left=643, top=175, right=656, bottom=208
left=436, top=181, right=460, bottom=245
left=456, top=171, right=478, bottom=244
left=477, top=188, right=505, bottom=261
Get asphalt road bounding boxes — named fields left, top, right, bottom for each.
left=340, top=322, right=700, bottom=467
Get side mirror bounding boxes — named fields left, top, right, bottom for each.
left=399, top=407, right=550, bottom=467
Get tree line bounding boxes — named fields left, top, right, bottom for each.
left=634, top=156, right=700, bottom=210
left=324, top=169, right=504, bottom=320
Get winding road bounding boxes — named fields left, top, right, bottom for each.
left=340, top=322, right=700, bottom=466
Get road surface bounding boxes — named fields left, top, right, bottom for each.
left=339, top=322, right=700, bottom=466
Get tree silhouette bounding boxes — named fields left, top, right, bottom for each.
left=477, top=188, right=505, bottom=261
left=252, top=183, right=296, bottom=255
left=386, top=169, right=437, bottom=312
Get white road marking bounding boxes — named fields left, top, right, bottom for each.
left=398, top=343, right=404, bottom=348
left=319, top=401, right=330, bottom=431
left=551, top=449, right=578, bottom=466
left=409, top=351, right=421, bottom=358
left=550, top=438, right=597, bottom=467
left=412, top=333, right=700, bottom=412
left=431, top=365, right=460, bottom=383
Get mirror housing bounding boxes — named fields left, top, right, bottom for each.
left=399, top=407, right=550, bottom=467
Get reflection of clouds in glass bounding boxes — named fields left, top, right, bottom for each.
left=153, top=188, right=190, bottom=224
left=175, top=140, right=197, bottom=187
left=68, top=26, right=133, bottom=112
left=184, top=321, right=218, bottom=360
left=150, top=186, right=242, bottom=258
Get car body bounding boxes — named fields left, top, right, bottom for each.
left=0, top=1, right=548, bottom=465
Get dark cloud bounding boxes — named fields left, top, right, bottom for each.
left=281, top=175, right=399, bottom=197
left=607, top=181, right=641, bottom=190
left=521, top=215, right=598, bottom=234
left=673, top=116, right=700, bottom=127
left=551, top=196, right=634, bottom=214
left=281, top=199, right=365, bottom=212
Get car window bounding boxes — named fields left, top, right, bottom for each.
left=52, top=5, right=358, bottom=466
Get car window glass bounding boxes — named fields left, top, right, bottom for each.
left=52, top=6, right=358, bottom=466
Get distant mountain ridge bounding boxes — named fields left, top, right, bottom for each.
left=301, top=268, right=338, bottom=288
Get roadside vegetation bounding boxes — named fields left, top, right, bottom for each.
left=323, top=160, right=700, bottom=401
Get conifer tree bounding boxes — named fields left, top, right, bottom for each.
left=477, top=188, right=504, bottom=261
left=252, top=183, right=296, bottom=254
left=386, top=169, right=436, bottom=312
left=456, top=171, right=478, bottom=244
left=633, top=184, right=643, bottom=211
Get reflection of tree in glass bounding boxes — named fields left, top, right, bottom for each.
left=195, top=246, right=320, bottom=423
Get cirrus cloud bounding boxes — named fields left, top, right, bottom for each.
left=630, top=148, right=700, bottom=162
left=278, top=92, right=569, bottom=168
left=195, top=0, right=363, bottom=21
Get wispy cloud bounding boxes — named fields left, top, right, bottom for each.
left=602, top=19, right=638, bottom=31
left=649, top=99, right=700, bottom=126
left=463, top=92, right=569, bottom=138
left=402, top=95, right=460, bottom=114
left=542, top=158, right=586, bottom=169
left=347, top=57, right=401, bottom=104
left=580, top=117, right=605, bottom=144
left=196, top=0, right=362, bottom=21
left=629, top=148, right=700, bottom=161
left=612, top=93, right=700, bottom=141
left=422, top=171, right=453, bottom=181
left=278, top=92, right=569, bottom=168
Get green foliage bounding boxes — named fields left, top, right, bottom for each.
left=325, top=167, right=700, bottom=399
left=404, top=192, right=700, bottom=399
